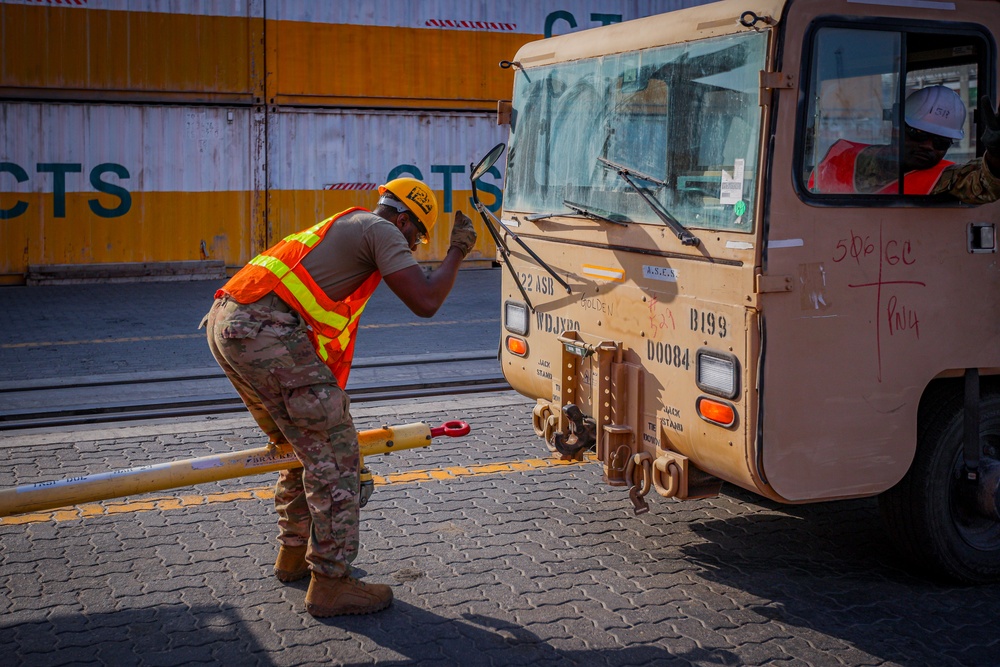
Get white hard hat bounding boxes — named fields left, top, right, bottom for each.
left=905, top=85, right=966, bottom=140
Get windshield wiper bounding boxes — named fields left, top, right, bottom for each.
left=597, top=156, right=700, bottom=246
left=526, top=201, right=628, bottom=226
left=562, top=200, right=630, bottom=226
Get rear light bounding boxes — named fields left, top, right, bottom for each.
left=696, top=396, right=736, bottom=428
left=506, top=336, right=528, bottom=357
left=696, top=349, right=739, bottom=399
left=504, top=300, right=529, bottom=335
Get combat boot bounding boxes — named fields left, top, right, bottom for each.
left=274, top=545, right=309, bottom=582
left=305, top=572, right=393, bottom=617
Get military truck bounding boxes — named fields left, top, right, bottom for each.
left=487, top=0, right=1000, bottom=582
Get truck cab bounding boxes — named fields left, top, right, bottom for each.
left=493, top=0, right=1000, bottom=582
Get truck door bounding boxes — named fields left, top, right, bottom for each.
left=759, top=5, right=999, bottom=501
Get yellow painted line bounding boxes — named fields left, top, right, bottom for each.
left=1, top=319, right=497, bottom=350
left=0, top=454, right=596, bottom=525
left=2, top=334, right=206, bottom=349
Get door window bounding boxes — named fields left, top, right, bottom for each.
left=799, top=24, right=990, bottom=201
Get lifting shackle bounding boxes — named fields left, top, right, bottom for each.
left=0, top=420, right=471, bottom=518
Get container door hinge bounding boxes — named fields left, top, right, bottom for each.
left=755, top=273, right=793, bottom=293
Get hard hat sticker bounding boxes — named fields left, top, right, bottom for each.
left=406, top=187, right=433, bottom=214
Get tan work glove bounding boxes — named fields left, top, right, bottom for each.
left=449, top=211, right=477, bottom=258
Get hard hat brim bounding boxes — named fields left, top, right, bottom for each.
left=906, top=117, right=964, bottom=140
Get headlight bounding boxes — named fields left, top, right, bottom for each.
left=504, top=300, right=529, bottom=336
left=696, top=349, right=739, bottom=399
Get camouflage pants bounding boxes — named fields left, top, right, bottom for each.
left=205, top=293, right=359, bottom=578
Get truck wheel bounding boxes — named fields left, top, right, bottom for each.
left=878, top=387, right=1000, bottom=583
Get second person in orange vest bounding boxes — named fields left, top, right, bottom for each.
left=810, top=86, right=1000, bottom=203
left=203, top=177, right=478, bottom=617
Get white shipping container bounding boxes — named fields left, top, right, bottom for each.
left=0, top=102, right=510, bottom=278
left=267, top=108, right=508, bottom=262
left=0, top=102, right=260, bottom=279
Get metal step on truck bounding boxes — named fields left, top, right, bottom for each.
left=482, top=0, right=1000, bottom=583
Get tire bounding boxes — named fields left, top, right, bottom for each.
left=878, top=384, right=1000, bottom=583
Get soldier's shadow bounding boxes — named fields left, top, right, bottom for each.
left=326, top=602, right=743, bottom=666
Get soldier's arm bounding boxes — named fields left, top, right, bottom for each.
left=933, top=159, right=1000, bottom=205
left=382, top=247, right=465, bottom=318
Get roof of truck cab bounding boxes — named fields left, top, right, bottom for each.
left=512, top=0, right=789, bottom=67
left=511, top=0, right=1000, bottom=68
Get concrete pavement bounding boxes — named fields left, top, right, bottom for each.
left=1, top=269, right=999, bottom=666
left=2, top=390, right=998, bottom=666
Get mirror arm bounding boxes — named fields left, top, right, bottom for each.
left=488, top=210, right=571, bottom=295
left=479, top=203, right=513, bottom=256
left=474, top=199, right=534, bottom=311
left=468, top=142, right=558, bottom=309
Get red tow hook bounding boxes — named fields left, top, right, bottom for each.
left=431, top=420, right=471, bottom=438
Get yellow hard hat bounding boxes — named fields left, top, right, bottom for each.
left=378, top=178, right=438, bottom=241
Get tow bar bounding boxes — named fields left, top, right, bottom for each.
left=0, top=420, right=471, bottom=518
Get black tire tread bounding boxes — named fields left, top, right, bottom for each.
left=878, top=378, right=1000, bottom=583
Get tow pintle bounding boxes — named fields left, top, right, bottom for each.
left=552, top=404, right=596, bottom=460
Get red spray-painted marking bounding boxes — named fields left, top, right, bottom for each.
left=835, top=223, right=925, bottom=382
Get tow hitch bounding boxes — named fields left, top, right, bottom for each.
left=552, top=404, right=596, bottom=460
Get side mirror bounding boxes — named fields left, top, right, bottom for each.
left=471, top=143, right=506, bottom=184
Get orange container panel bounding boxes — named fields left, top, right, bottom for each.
left=0, top=1, right=260, bottom=102
left=266, top=109, right=507, bottom=263
left=265, top=2, right=709, bottom=109
left=268, top=22, right=527, bottom=110
left=1, top=1, right=706, bottom=106
left=0, top=103, right=259, bottom=280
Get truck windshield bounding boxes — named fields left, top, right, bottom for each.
left=506, top=31, right=766, bottom=233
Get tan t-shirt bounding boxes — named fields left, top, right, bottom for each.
left=299, top=209, right=418, bottom=302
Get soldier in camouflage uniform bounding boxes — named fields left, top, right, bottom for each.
left=206, top=295, right=361, bottom=573
left=205, top=178, right=478, bottom=617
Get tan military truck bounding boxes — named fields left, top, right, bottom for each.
left=486, top=0, right=1000, bottom=582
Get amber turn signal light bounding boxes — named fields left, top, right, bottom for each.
left=506, top=336, right=528, bottom=357
left=696, top=396, right=736, bottom=427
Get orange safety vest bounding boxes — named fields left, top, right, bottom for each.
left=809, top=139, right=953, bottom=195
left=217, top=207, right=382, bottom=388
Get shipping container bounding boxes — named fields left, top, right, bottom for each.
left=0, top=0, right=263, bottom=104
left=2, top=0, right=706, bottom=107
left=0, top=102, right=258, bottom=281
left=265, top=1, right=704, bottom=109
left=0, top=0, right=712, bottom=283
left=266, top=108, right=506, bottom=264
left=0, top=103, right=505, bottom=280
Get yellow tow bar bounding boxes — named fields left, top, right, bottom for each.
left=0, top=420, right=471, bottom=518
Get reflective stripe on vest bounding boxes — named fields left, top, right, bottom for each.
left=283, top=218, right=330, bottom=247
left=217, top=207, right=381, bottom=387
left=249, top=254, right=352, bottom=332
